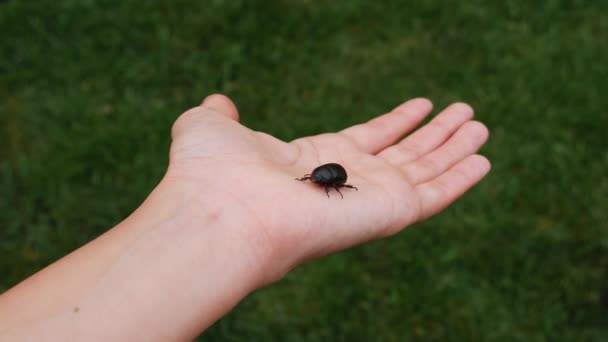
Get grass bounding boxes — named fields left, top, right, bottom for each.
left=1, top=0, right=607, bottom=340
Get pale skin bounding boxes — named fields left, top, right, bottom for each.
left=0, top=94, right=490, bottom=341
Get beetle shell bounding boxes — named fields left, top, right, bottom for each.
left=296, top=163, right=358, bottom=198
left=310, top=163, right=348, bottom=185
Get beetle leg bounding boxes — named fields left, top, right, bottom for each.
left=324, top=186, right=331, bottom=198
left=296, top=175, right=312, bottom=181
left=343, top=184, right=358, bottom=191
left=333, top=186, right=344, bottom=199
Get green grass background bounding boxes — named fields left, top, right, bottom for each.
left=1, top=0, right=607, bottom=340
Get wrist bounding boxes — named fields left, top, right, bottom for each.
left=89, top=175, right=272, bottom=338
left=161, top=165, right=289, bottom=286
left=151, top=173, right=275, bottom=287
left=1, top=175, right=273, bottom=340
left=53, top=176, right=268, bottom=340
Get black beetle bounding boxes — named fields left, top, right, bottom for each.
left=296, top=163, right=358, bottom=198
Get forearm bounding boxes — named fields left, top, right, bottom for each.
left=0, top=178, right=266, bottom=340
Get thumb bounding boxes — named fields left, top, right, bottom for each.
left=201, top=94, right=240, bottom=122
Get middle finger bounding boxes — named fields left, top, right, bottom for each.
left=378, top=102, right=474, bottom=165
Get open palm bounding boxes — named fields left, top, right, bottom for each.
left=168, top=95, right=490, bottom=275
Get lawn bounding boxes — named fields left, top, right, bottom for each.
left=1, top=0, right=607, bottom=340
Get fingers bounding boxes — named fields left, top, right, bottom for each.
left=402, top=121, right=489, bottom=184
left=201, top=94, right=240, bottom=121
left=379, top=102, right=474, bottom=165
left=415, top=154, right=491, bottom=221
left=339, top=98, right=433, bottom=154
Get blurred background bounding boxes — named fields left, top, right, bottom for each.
left=1, top=1, right=607, bottom=340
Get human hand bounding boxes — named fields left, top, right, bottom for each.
left=166, top=94, right=490, bottom=285
left=0, top=94, right=490, bottom=340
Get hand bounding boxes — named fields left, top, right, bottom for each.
left=167, top=94, right=490, bottom=283
left=0, top=94, right=490, bottom=340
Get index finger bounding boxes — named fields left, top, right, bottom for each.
left=339, top=98, right=433, bottom=154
